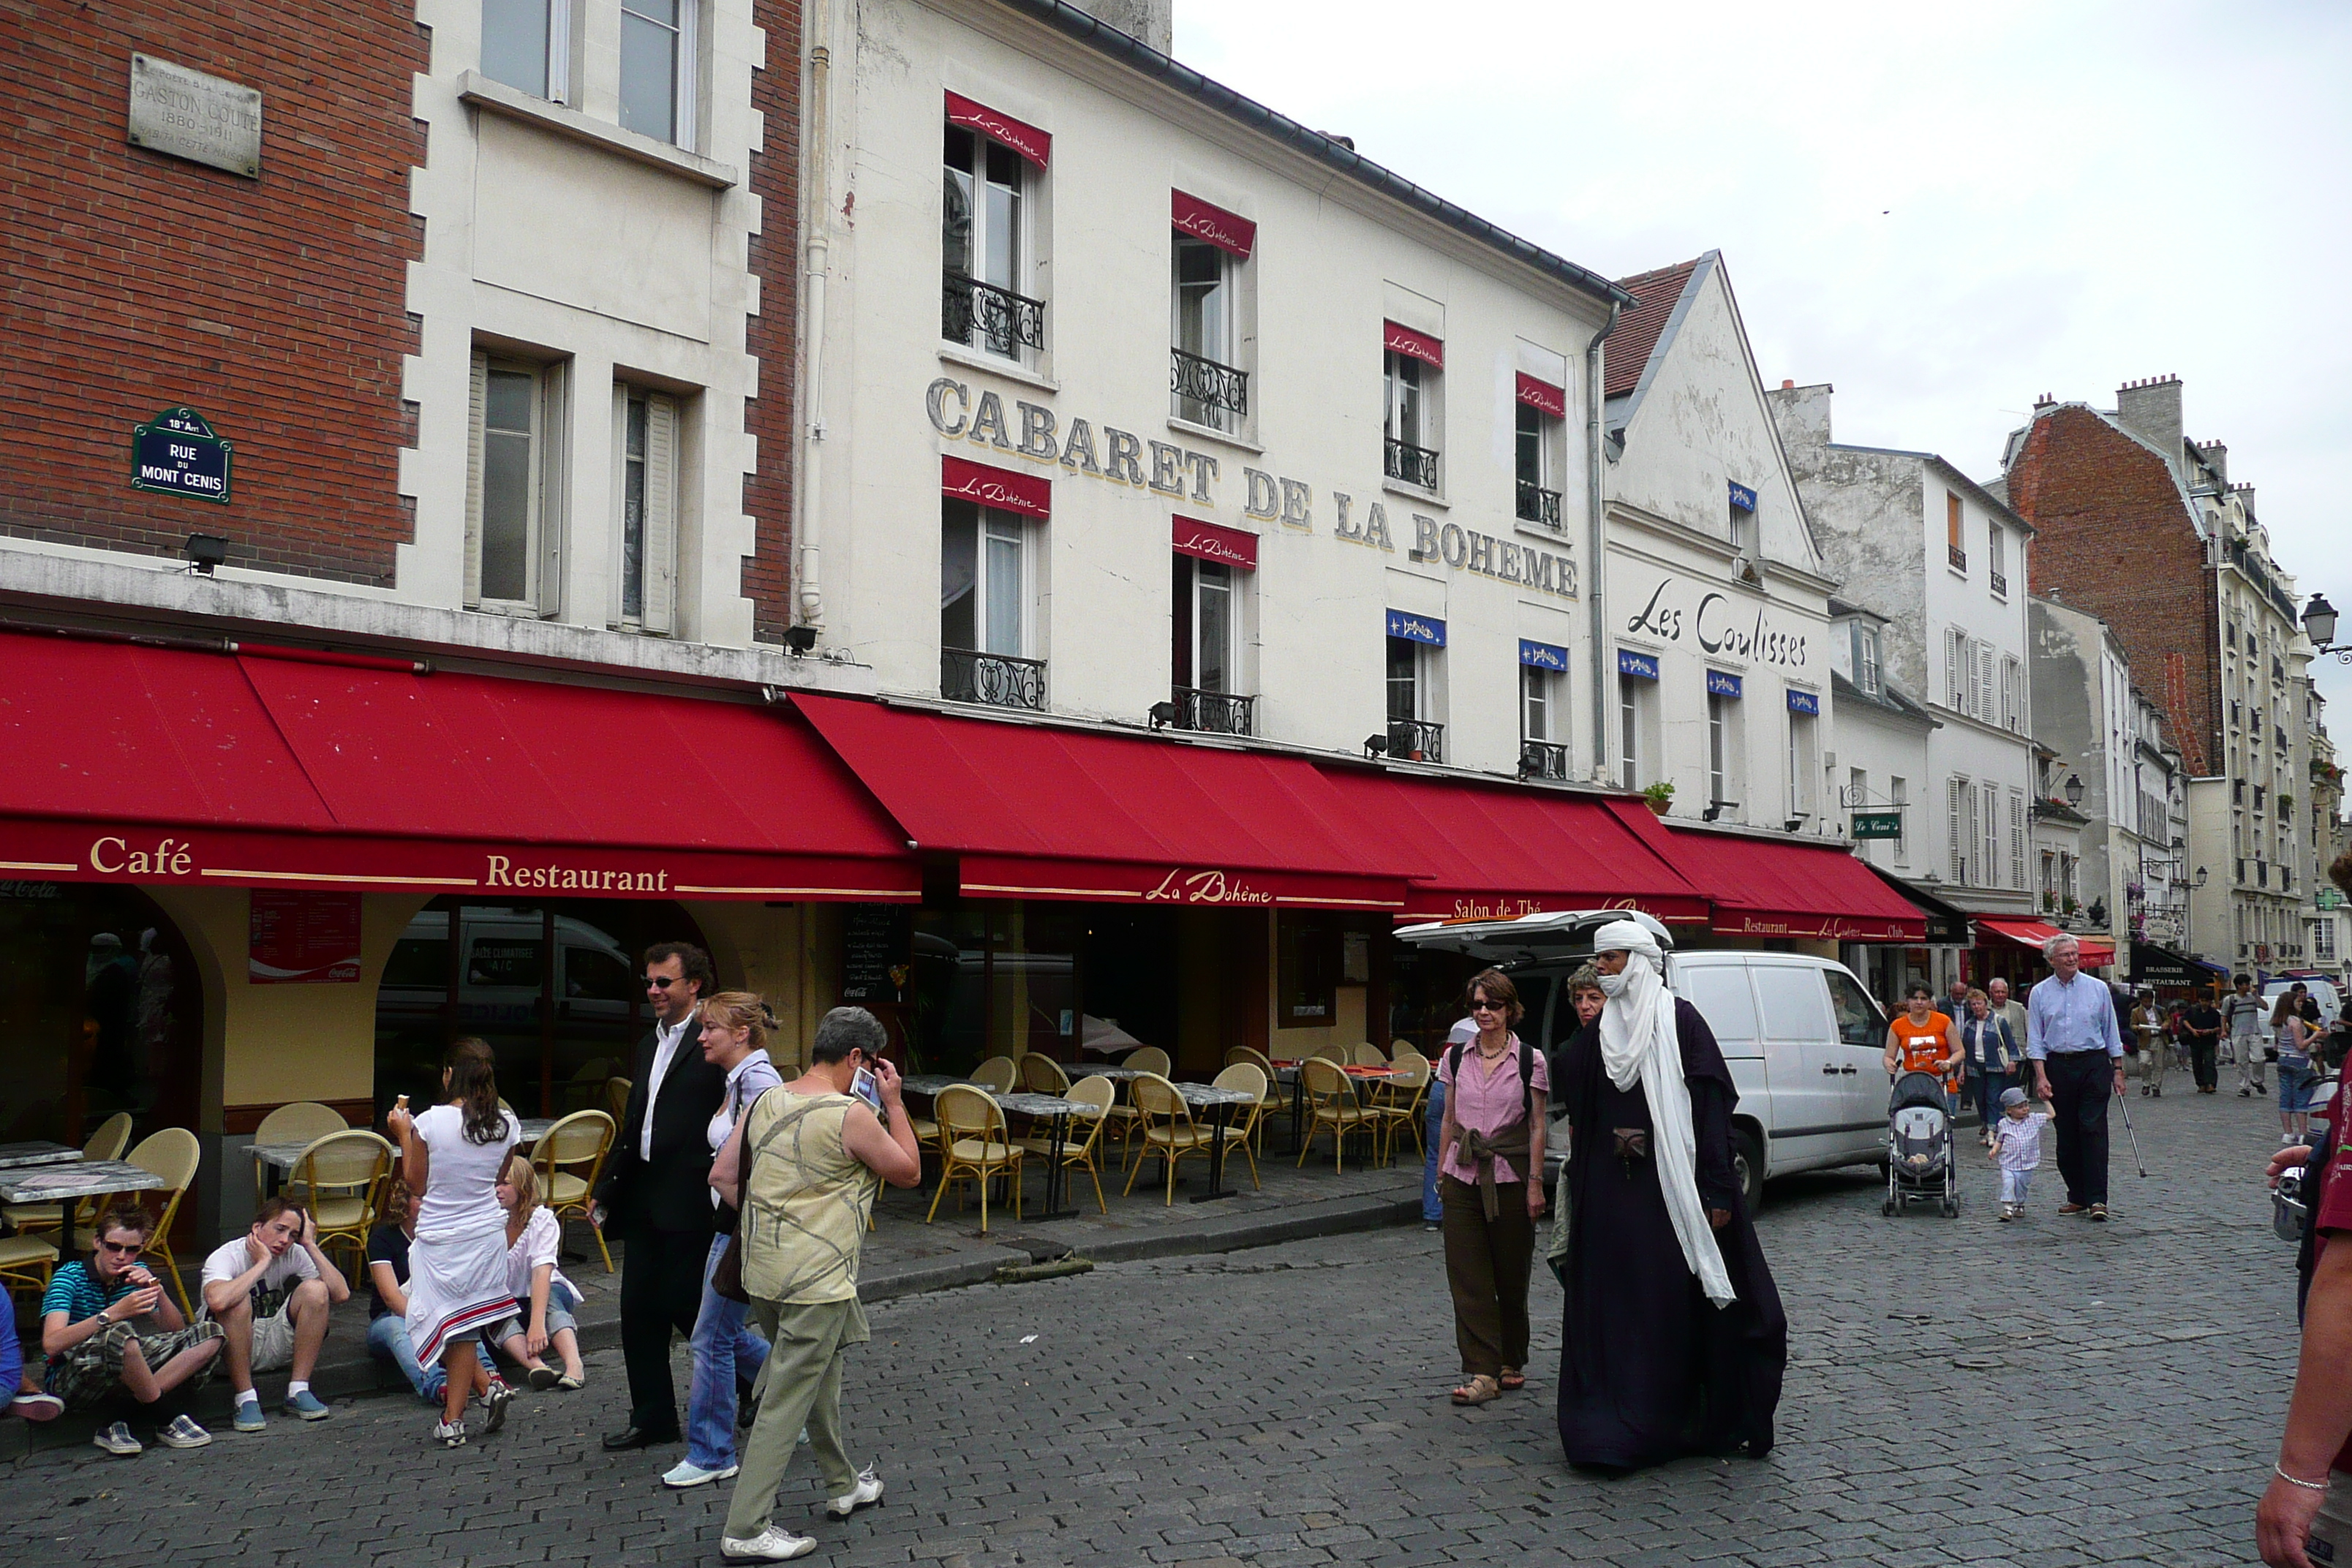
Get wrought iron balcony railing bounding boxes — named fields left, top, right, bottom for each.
left=1519, top=739, right=1569, bottom=781
left=1516, top=480, right=1563, bottom=529
left=942, top=272, right=1046, bottom=358
left=1171, top=685, right=1254, bottom=736
left=1384, top=437, right=1440, bottom=491
left=1387, top=717, right=1444, bottom=764
left=1989, top=569, right=2008, bottom=597
left=1170, top=349, right=1248, bottom=428
left=941, top=647, right=1047, bottom=711
left=1948, top=544, right=1968, bottom=571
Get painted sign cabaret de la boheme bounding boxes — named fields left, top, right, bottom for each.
left=926, top=378, right=1579, bottom=601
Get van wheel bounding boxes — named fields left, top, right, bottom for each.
left=1731, top=1127, right=1765, bottom=1213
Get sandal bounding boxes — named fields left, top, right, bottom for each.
left=1497, top=1368, right=1526, bottom=1392
left=1450, top=1374, right=1500, bottom=1406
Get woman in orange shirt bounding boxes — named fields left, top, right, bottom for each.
left=1882, top=983, right=1962, bottom=1107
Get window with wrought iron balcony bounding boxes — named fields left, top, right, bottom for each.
left=943, top=127, right=1044, bottom=361
left=1167, top=552, right=1254, bottom=736
left=1171, top=235, right=1247, bottom=434
left=1520, top=661, right=1567, bottom=778
left=940, top=501, right=1046, bottom=711
left=1514, top=389, right=1565, bottom=530
left=1383, top=342, right=1440, bottom=492
left=1384, top=633, right=1444, bottom=764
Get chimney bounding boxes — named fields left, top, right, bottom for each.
left=2114, top=374, right=2184, bottom=457
left=2231, top=480, right=2257, bottom=517
left=2194, top=440, right=2228, bottom=483
left=1767, top=381, right=1833, bottom=454
left=1067, top=0, right=1172, bottom=51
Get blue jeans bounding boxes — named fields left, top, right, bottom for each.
left=367, top=1312, right=446, bottom=1403
left=1421, top=1079, right=1447, bottom=1223
left=2281, top=1063, right=2315, bottom=1115
left=686, top=1232, right=772, bottom=1471
left=1972, top=1070, right=2016, bottom=1132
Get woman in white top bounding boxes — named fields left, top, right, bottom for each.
left=489, top=1153, right=584, bottom=1390
left=386, top=1037, right=521, bottom=1449
left=663, top=992, right=788, bottom=1490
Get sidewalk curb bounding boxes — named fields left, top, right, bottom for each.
left=2, top=1188, right=1418, bottom=1462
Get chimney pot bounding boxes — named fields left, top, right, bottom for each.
left=1781, top=379, right=1794, bottom=389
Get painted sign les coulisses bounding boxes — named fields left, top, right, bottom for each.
left=1622, top=576, right=1809, bottom=668
left=925, top=377, right=1578, bottom=601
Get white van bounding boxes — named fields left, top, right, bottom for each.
left=1395, top=910, right=1893, bottom=1210
left=2265, top=976, right=2342, bottom=1030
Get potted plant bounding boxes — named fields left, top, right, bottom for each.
left=2062, top=895, right=2081, bottom=916
left=2042, top=890, right=2057, bottom=912
left=1642, top=780, right=1675, bottom=815
left=2280, top=791, right=2296, bottom=813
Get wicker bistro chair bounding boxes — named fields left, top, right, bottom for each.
left=1014, top=1074, right=1115, bottom=1215
left=1296, top=1058, right=1377, bottom=1173
left=1224, top=1047, right=1286, bottom=1153
left=292, top=1131, right=394, bottom=1286
left=253, top=1101, right=349, bottom=1207
left=124, top=1127, right=202, bottom=1316
left=927, top=1085, right=1023, bottom=1233
left=1123, top=1046, right=1172, bottom=1077
left=1352, top=1042, right=1390, bottom=1068
left=4, top=1111, right=132, bottom=1240
left=535, top=1109, right=617, bottom=1273
left=1310, top=1043, right=1350, bottom=1064
left=970, top=1056, right=1019, bottom=1094
left=601, top=1077, right=633, bottom=1123
left=1368, top=1053, right=1431, bottom=1165
left=1017, top=1053, right=1071, bottom=1094
left=1207, top=1062, right=1268, bottom=1191
left=0, top=1232, right=56, bottom=1299
left=1123, top=1072, right=1219, bottom=1206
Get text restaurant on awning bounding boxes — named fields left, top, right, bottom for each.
left=1645, top=821, right=1927, bottom=942
left=1976, top=916, right=2116, bottom=968
left=1308, top=769, right=1709, bottom=925
left=790, top=695, right=1404, bottom=911
left=0, top=630, right=920, bottom=901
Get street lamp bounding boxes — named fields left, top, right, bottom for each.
left=2063, top=774, right=2086, bottom=807
left=2304, top=593, right=2349, bottom=664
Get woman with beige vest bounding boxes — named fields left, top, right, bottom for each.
left=707, top=1006, right=921, bottom=1564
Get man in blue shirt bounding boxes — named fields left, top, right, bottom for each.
left=2026, top=932, right=2127, bottom=1221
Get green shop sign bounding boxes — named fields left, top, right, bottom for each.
left=1851, top=811, right=1904, bottom=840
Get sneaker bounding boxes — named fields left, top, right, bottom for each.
left=8, top=1392, right=63, bottom=1422
left=661, top=1458, right=740, bottom=1488
left=157, top=1414, right=212, bottom=1450
left=283, top=1390, right=331, bottom=1421
left=720, top=1528, right=818, bottom=1562
left=525, top=1365, right=561, bottom=1392
left=2089, top=1204, right=2110, bottom=1222
left=479, top=1379, right=513, bottom=1436
left=826, top=1463, right=885, bottom=1518
left=232, top=1398, right=265, bottom=1434
left=91, top=1420, right=143, bottom=1457
left=434, top=1419, right=467, bottom=1449
left=1997, top=1206, right=2014, bottom=1223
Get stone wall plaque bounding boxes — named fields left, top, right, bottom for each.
left=127, top=53, right=263, bottom=178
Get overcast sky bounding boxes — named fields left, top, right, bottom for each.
left=1177, top=0, right=2352, bottom=723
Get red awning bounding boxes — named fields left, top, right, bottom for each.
left=1383, top=320, right=1444, bottom=369
left=1171, top=189, right=1256, bottom=259
left=1515, top=372, right=1567, bottom=418
left=792, top=696, right=1403, bottom=911
left=1645, top=819, right=1927, bottom=941
left=1978, top=918, right=2117, bottom=968
left=0, top=630, right=919, bottom=900
left=1172, top=516, right=1257, bottom=570
left=1310, top=769, right=1709, bottom=924
left=943, top=91, right=1049, bottom=167
left=943, top=455, right=1050, bottom=519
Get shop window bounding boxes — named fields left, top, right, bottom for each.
left=1278, top=913, right=1342, bottom=1030
left=1172, top=237, right=1245, bottom=433
left=468, top=351, right=567, bottom=616
left=941, top=499, right=1041, bottom=709
left=943, top=125, right=1040, bottom=361
left=617, top=386, right=681, bottom=634
left=907, top=905, right=1079, bottom=1072
left=482, top=0, right=571, bottom=102
left=619, top=0, right=696, bottom=147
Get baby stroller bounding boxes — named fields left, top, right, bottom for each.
left=1884, top=1070, right=1958, bottom=1218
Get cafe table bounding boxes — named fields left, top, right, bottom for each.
left=1165, top=1082, right=1260, bottom=1202
left=0, top=1158, right=167, bottom=1257
left=0, top=1140, right=80, bottom=1169
left=1272, top=1061, right=1398, bottom=1158
left=254, top=1115, right=554, bottom=1194
left=897, top=1077, right=1093, bottom=1221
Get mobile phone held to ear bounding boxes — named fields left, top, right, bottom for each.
left=851, top=1067, right=882, bottom=1111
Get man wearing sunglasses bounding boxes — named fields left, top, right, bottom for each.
left=39, top=1200, right=224, bottom=1455
left=592, top=941, right=728, bottom=1454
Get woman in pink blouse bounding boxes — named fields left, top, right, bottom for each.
left=1436, top=968, right=1548, bottom=1406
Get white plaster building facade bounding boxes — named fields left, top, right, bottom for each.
left=1599, top=254, right=1840, bottom=835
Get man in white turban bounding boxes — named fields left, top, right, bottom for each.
left=1553, top=919, right=1787, bottom=1469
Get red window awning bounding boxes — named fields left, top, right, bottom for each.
left=1644, top=819, right=1927, bottom=941
left=0, top=630, right=919, bottom=901
left=1309, top=770, right=1709, bottom=925
left=1172, top=516, right=1257, bottom=570
left=1383, top=320, right=1444, bottom=369
left=1977, top=917, right=2117, bottom=968
left=1515, top=372, right=1567, bottom=418
left=1171, top=189, right=1256, bottom=259
left=944, top=91, right=1049, bottom=167
left=942, top=455, right=1050, bottom=519
left=791, top=696, right=1403, bottom=911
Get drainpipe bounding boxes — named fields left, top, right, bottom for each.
left=796, top=37, right=832, bottom=627
left=1584, top=300, right=1621, bottom=783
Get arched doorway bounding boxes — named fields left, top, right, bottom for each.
left=372, top=898, right=712, bottom=1120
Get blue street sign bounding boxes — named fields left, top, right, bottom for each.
left=131, top=407, right=232, bottom=503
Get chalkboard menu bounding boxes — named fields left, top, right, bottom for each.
left=840, top=905, right=911, bottom=1004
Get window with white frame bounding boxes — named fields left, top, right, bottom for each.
left=617, top=387, right=679, bottom=633
left=467, top=351, right=566, bottom=614
left=1706, top=687, right=1746, bottom=818
left=1172, top=237, right=1240, bottom=431
left=1786, top=706, right=1817, bottom=823
left=1522, top=664, right=1555, bottom=742
left=1384, top=636, right=1444, bottom=761
left=1948, top=776, right=1974, bottom=883
left=619, top=0, right=696, bottom=147
left=2001, top=655, right=2022, bottom=733
left=482, top=0, right=571, bottom=102
left=1854, top=623, right=1882, bottom=695
left=1515, top=403, right=1564, bottom=528
left=943, top=126, right=1032, bottom=361
left=1618, top=672, right=1643, bottom=791
left=941, top=500, right=1030, bottom=661
left=2008, top=789, right=2027, bottom=889
left=1383, top=350, right=1439, bottom=489
left=1945, top=627, right=1967, bottom=712
left=1987, top=522, right=2008, bottom=595
left=1891, top=774, right=1909, bottom=864
left=1170, top=555, right=1240, bottom=697
left=1980, top=780, right=2000, bottom=890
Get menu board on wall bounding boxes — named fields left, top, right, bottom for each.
left=840, top=905, right=911, bottom=1005
left=249, top=890, right=363, bottom=984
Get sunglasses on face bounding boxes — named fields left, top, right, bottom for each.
left=1471, top=1000, right=1506, bottom=1012
left=644, top=976, right=680, bottom=990
left=97, top=1240, right=143, bottom=1256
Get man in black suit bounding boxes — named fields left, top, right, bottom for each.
left=593, top=940, right=726, bottom=1450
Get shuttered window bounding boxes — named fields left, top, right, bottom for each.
left=1980, top=780, right=2001, bottom=888
left=1945, top=628, right=1966, bottom=711
left=618, top=387, right=680, bottom=634
left=2008, top=790, right=2027, bottom=889
left=1948, top=776, right=1970, bottom=883
left=466, top=350, right=566, bottom=616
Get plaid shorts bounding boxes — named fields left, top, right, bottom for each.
left=46, top=1320, right=224, bottom=1411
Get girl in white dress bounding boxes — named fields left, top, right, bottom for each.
left=386, top=1038, right=520, bottom=1447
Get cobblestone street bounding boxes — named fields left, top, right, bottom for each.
left=0, top=1082, right=2301, bottom=1566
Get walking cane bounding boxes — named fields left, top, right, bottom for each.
left=2113, top=1086, right=2149, bottom=1178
